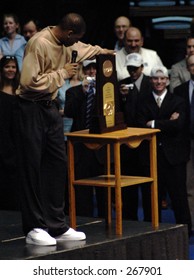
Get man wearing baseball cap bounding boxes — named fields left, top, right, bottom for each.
left=137, top=65, right=192, bottom=236
left=82, top=59, right=96, bottom=70
left=119, top=53, right=151, bottom=128
left=119, top=52, right=151, bottom=221
left=119, top=53, right=151, bottom=107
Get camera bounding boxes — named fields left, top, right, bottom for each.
left=124, top=83, right=134, bottom=90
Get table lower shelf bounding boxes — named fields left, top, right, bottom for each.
left=73, top=175, right=153, bottom=187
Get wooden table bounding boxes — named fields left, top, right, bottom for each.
left=65, top=127, right=160, bottom=235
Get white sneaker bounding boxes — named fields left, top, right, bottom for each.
left=26, top=228, right=57, bottom=246
left=55, top=228, right=86, bottom=241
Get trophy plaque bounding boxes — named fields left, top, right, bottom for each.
left=89, top=54, right=127, bottom=134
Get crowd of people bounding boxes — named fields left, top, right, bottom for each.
left=0, top=12, right=194, bottom=246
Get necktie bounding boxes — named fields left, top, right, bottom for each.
left=190, top=90, right=194, bottom=134
left=85, top=85, right=95, bottom=128
left=156, top=96, right=162, bottom=108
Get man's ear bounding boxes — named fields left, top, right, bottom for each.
left=67, top=30, right=74, bottom=38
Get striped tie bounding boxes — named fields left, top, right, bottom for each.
left=85, top=86, right=95, bottom=128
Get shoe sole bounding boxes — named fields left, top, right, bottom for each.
left=55, top=234, right=86, bottom=241
left=56, top=238, right=86, bottom=241
left=26, top=237, right=56, bottom=246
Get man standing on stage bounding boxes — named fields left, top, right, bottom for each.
left=15, top=12, right=114, bottom=246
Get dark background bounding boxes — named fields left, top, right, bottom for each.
left=0, top=0, right=129, bottom=48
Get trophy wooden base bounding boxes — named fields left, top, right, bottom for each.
left=89, top=112, right=127, bottom=134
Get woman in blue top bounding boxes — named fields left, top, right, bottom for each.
left=0, top=13, right=26, bottom=59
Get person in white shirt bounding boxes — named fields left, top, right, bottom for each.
left=116, top=26, right=163, bottom=81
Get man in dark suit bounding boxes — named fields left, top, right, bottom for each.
left=174, top=54, right=194, bottom=233
left=119, top=52, right=151, bottom=127
left=64, top=59, right=106, bottom=218
left=119, top=53, right=152, bottom=221
left=137, top=65, right=192, bottom=236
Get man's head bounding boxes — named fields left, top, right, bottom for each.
left=114, top=16, right=131, bottom=42
left=54, top=13, right=86, bottom=47
left=150, top=66, right=169, bottom=95
left=186, top=54, right=194, bottom=79
left=124, top=27, right=143, bottom=54
left=22, top=19, right=42, bottom=41
left=186, top=36, right=194, bottom=57
left=125, top=53, right=144, bottom=81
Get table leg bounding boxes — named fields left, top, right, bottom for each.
left=67, top=139, right=76, bottom=229
left=114, top=142, right=122, bottom=235
left=149, top=134, right=159, bottom=229
left=106, top=144, right=112, bottom=226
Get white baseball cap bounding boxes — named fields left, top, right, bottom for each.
left=125, top=53, right=143, bottom=67
left=83, top=59, right=96, bottom=67
left=150, top=65, right=169, bottom=78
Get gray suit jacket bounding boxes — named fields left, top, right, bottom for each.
left=170, top=58, right=190, bottom=93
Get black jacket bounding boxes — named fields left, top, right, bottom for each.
left=137, top=90, right=190, bottom=165
left=119, top=74, right=151, bottom=127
